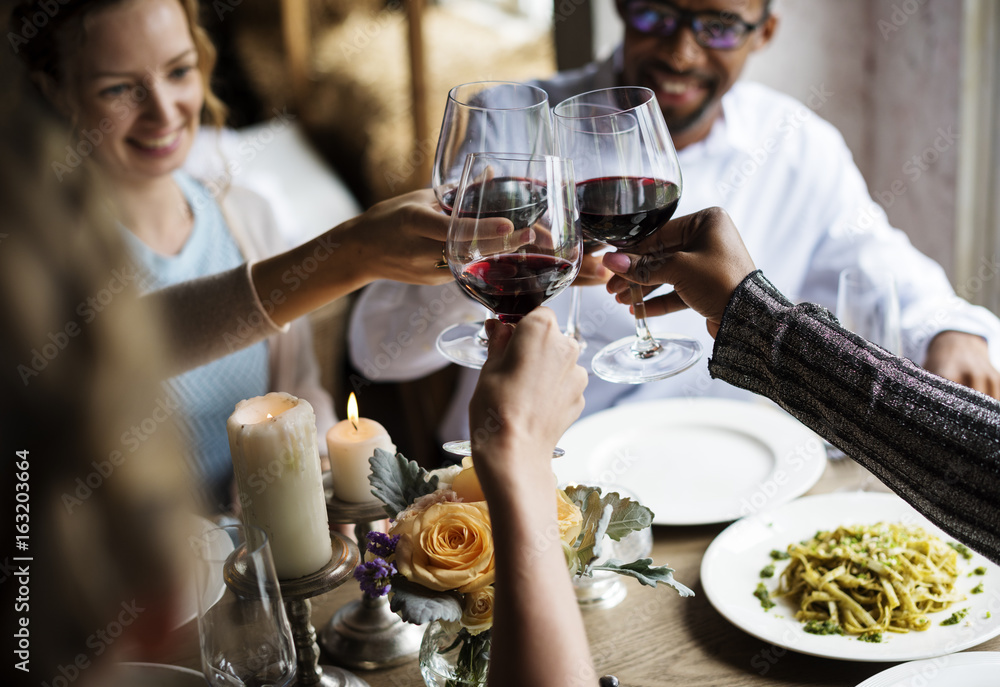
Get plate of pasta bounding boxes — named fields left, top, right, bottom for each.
left=701, top=492, right=1000, bottom=661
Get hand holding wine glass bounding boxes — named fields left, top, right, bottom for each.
left=554, top=87, right=702, bottom=383
left=432, top=81, right=559, bottom=367
left=437, top=153, right=581, bottom=366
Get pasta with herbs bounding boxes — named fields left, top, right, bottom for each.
left=774, top=523, right=964, bottom=638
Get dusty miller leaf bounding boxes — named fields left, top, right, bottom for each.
left=574, top=489, right=613, bottom=571
left=564, top=486, right=654, bottom=542
left=388, top=577, right=463, bottom=625
left=598, top=491, right=654, bottom=541
left=591, top=558, right=695, bottom=597
left=368, top=449, right=439, bottom=518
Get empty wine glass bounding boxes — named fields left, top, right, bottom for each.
left=436, top=153, right=581, bottom=367
left=433, top=81, right=554, bottom=367
left=554, top=87, right=702, bottom=383
left=837, top=267, right=902, bottom=354
left=193, top=524, right=296, bottom=687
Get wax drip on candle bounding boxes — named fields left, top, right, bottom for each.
left=346, top=392, right=359, bottom=432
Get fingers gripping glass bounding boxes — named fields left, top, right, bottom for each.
left=554, top=87, right=702, bottom=384
left=435, top=153, right=582, bottom=369
left=433, top=81, right=554, bottom=367
left=617, top=0, right=769, bottom=50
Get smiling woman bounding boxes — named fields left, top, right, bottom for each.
left=9, top=0, right=461, bottom=514
left=7, top=0, right=315, bottom=513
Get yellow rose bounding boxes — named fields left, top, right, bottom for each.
left=390, top=501, right=495, bottom=593
left=556, top=489, right=583, bottom=545
left=451, top=457, right=485, bottom=502
left=461, top=586, right=495, bottom=635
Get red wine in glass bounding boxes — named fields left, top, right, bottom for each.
left=456, top=253, right=577, bottom=324
left=577, top=177, right=680, bottom=248
left=441, top=176, right=548, bottom=230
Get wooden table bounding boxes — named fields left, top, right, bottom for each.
left=167, top=458, right=1000, bottom=686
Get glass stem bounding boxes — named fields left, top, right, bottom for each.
left=565, top=286, right=587, bottom=349
left=629, top=283, right=661, bottom=359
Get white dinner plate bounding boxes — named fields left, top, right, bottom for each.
left=702, top=492, right=1000, bottom=662
left=114, top=662, right=207, bottom=686
left=855, top=651, right=1000, bottom=686
left=174, top=516, right=235, bottom=628
left=553, top=398, right=827, bottom=525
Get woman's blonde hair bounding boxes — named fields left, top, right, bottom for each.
left=10, top=0, right=227, bottom=127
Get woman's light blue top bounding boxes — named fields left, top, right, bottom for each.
left=124, top=172, right=269, bottom=511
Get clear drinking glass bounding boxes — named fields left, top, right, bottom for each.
left=554, top=87, right=702, bottom=383
left=193, top=524, right=296, bottom=687
left=432, top=82, right=555, bottom=367
left=836, top=268, right=902, bottom=354
left=436, top=153, right=581, bottom=367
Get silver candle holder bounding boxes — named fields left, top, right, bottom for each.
left=226, top=532, right=368, bottom=687
left=319, top=495, right=425, bottom=669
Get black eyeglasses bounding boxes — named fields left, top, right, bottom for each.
left=618, top=0, right=769, bottom=50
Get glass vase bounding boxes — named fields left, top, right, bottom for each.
left=418, top=619, right=491, bottom=687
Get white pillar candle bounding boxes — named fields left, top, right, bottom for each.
left=227, top=392, right=331, bottom=579
left=326, top=393, right=395, bottom=502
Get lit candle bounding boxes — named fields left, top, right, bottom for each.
left=325, top=393, right=395, bottom=502
left=227, top=392, right=332, bottom=579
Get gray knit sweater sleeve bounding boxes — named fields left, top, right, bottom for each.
left=145, top=263, right=285, bottom=376
left=709, top=271, right=1000, bottom=564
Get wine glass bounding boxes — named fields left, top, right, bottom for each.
left=554, top=87, right=702, bottom=384
left=437, top=152, right=581, bottom=367
left=432, top=81, right=554, bottom=367
left=837, top=267, right=901, bottom=354
left=193, top=524, right=296, bottom=687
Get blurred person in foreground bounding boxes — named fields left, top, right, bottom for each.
left=349, top=0, right=1000, bottom=447
left=10, top=0, right=455, bottom=513
left=0, top=39, right=192, bottom=684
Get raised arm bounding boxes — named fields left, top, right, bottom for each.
left=468, top=309, right=595, bottom=687
left=603, top=208, right=1000, bottom=564
left=147, top=190, right=457, bottom=374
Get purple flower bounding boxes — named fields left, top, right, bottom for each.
left=364, top=531, right=400, bottom=559
left=354, top=558, right=397, bottom=598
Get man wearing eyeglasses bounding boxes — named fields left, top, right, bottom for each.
left=349, top=0, right=1000, bottom=446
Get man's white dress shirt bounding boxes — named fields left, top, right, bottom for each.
left=349, top=53, right=1000, bottom=442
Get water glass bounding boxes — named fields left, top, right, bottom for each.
left=836, top=268, right=901, bottom=354
left=193, top=524, right=296, bottom=687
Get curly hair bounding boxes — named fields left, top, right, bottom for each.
left=8, top=0, right=226, bottom=127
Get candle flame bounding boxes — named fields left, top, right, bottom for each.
left=266, top=413, right=273, bottom=419
left=347, top=392, right=359, bottom=431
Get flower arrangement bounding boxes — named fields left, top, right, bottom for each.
left=355, top=449, right=693, bottom=686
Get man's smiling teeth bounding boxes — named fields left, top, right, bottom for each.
left=659, top=80, right=691, bottom=95
left=131, top=131, right=179, bottom=149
